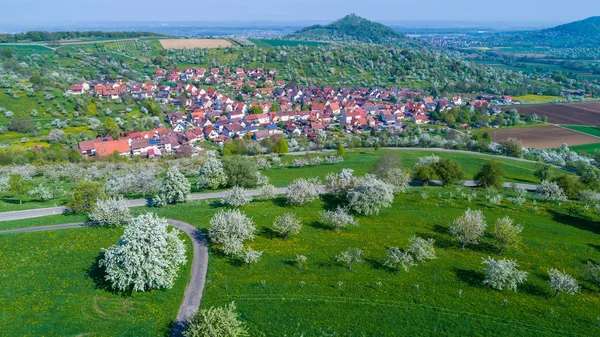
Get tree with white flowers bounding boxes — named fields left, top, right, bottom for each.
left=537, top=181, right=567, bottom=201
left=196, top=157, right=227, bottom=190
left=100, top=213, right=187, bottom=292
left=347, top=174, right=394, bottom=215
left=241, top=247, right=262, bottom=265
left=89, top=196, right=132, bottom=226
left=154, top=168, right=190, bottom=207
left=382, top=168, right=411, bottom=193
left=133, top=171, right=161, bottom=198
left=408, top=236, right=437, bottom=262
left=384, top=247, right=415, bottom=272
left=286, top=178, right=320, bottom=206
left=208, top=209, right=256, bottom=256
left=548, top=268, right=580, bottom=297
left=482, top=257, right=528, bottom=291
left=325, top=169, right=357, bottom=197
left=491, top=216, right=523, bottom=254
left=449, top=209, right=487, bottom=249
left=260, top=184, right=277, bottom=200
left=587, top=261, right=600, bottom=290
left=272, top=213, right=302, bottom=239
left=336, top=248, right=364, bottom=271
left=320, top=206, right=358, bottom=231
left=221, top=186, right=252, bottom=208
left=184, top=302, right=248, bottom=337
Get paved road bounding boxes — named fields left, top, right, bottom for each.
left=0, top=179, right=541, bottom=223
left=0, top=219, right=208, bottom=337
left=0, top=187, right=289, bottom=222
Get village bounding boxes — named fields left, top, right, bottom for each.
left=69, top=66, right=516, bottom=159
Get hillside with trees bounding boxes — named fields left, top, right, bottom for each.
left=287, top=14, right=422, bottom=48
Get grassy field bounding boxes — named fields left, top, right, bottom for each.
left=513, top=95, right=564, bottom=103
left=1, top=178, right=599, bottom=335
left=569, top=143, right=600, bottom=155
left=149, top=188, right=600, bottom=336
left=265, top=149, right=567, bottom=187
left=562, top=125, right=600, bottom=137
left=0, top=226, right=193, bottom=336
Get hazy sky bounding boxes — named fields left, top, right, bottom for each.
left=0, top=0, right=598, bottom=25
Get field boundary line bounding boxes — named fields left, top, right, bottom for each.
left=556, top=125, right=600, bottom=140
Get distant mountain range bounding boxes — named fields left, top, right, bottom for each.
left=481, top=16, right=600, bottom=48
left=287, top=14, right=422, bottom=48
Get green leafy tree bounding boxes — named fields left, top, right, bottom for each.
left=337, top=144, right=345, bottom=156
left=551, top=175, right=584, bottom=200
left=248, top=106, right=263, bottom=115
left=474, top=161, right=504, bottom=189
left=100, top=117, right=121, bottom=139
left=223, top=156, right=259, bottom=187
left=413, top=165, right=435, bottom=186
left=222, top=140, right=238, bottom=156
left=534, top=162, right=552, bottom=182
left=8, top=174, right=29, bottom=204
left=274, top=137, right=289, bottom=154
left=433, top=159, right=464, bottom=186
left=66, top=180, right=105, bottom=214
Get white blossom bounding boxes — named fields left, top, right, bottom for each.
left=208, top=209, right=256, bottom=256
left=100, top=213, right=187, bottom=292
left=347, top=174, right=394, bottom=215
left=89, top=196, right=132, bottom=226
left=482, top=257, right=528, bottom=291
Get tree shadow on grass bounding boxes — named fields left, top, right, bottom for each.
left=85, top=253, right=132, bottom=297
left=271, top=196, right=288, bottom=208
left=208, top=200, right=225, bottom=209
left=588, top=243, right=600, bottom=252
left=453, top=268, right=485, bottom=288
left=548, top=209, right=600, bottom=235
left=320, top=193, right=346, bottom=211
left=365, top=257, right=388, bottom=271
left=260, top=226, right=280, bottom=239
left=308, top=220, right=332, bottom=231
left=520, top=282, right=550, bottom=298
left=416, top=230, right=455, bottom=249
left=0, top=197, right=21, bottom=205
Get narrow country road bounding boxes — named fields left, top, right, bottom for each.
left=0, top=180, right=540, bottom=223
left=0, top=219, right=209, bottom=337
left=0, top=188, right=288, bottom=222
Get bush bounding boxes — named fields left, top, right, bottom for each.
left=184, top=302, right=248, bottom=337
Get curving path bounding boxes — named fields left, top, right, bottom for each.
left=0, top=219, right=208, bottom=337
